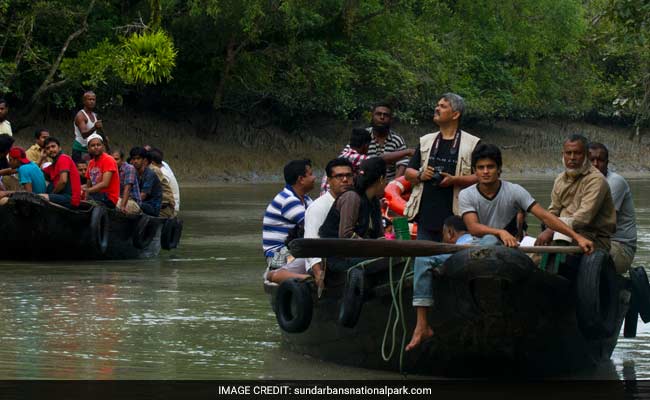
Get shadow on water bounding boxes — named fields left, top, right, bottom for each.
left=0, top=181, right=649, bottom=380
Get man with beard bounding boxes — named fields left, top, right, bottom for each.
left=40, top=137, right=81, bottom=208
left=536, top=134, right=616, bottom=251
left=588, top=142, right=636, bottom=273
left=344, top=103, right=413, bottom=181
left=83, top=134, right=120, bottom=208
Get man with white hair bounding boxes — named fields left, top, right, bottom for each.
left=82, top=133, right=120, bottom=208
left=536, top=134, right=616, bottom=251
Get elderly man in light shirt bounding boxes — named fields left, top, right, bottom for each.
left=304, top=158, right=354, bottom=288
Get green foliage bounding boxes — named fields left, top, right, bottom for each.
left=119, top=30, right=177, bottom=85
left=0, top=0, right=648, bottom=132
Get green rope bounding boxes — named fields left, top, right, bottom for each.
left=380, top=256, right=412, bottom=374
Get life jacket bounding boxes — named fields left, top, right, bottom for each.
left=319, top=190, right=383, bottom=239
left=403, top=130, right=480, bottom=219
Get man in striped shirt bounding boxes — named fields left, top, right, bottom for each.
left=263, top=159, right=315, bottom=283
left=365, top=102, right=413, bottom=181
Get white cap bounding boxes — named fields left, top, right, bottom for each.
left=87, top=133, right=103, bottom=144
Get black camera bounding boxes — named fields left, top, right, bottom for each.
left=427, top=164, right=445, bottom=186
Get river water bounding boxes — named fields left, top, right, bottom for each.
left=0, top=179, right=648, bottom=380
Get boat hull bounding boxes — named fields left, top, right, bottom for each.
left=0, top=192, right=168, bottom=260
left=266, top=247, right=629, bottom=376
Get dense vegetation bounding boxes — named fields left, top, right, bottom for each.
left=0, top=0, right=648, bottom=136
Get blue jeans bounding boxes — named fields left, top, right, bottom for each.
left=413, top=228, right=443, bottom=307
left=412, top=232, right=501, bottom=307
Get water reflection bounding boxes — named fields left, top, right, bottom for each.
left=0, top=181, right=647, bottom=379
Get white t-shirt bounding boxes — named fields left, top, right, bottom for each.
left=161, top=161, right=180, bottom=211
left=304, top=191, right=335, bottom=270
left=0, top=120, right=12, bottom=136
left=459, top=180, right=536, bottom=230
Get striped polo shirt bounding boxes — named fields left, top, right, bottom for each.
left=262, top=185, right=313, bottom=257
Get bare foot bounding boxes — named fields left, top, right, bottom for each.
left=405, top=325, right=433, bottom=352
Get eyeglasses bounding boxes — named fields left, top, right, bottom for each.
left=331, top=173, right=354, bottom=180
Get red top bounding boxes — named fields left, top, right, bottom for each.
left=44, top=153, right=81, bottom=206
left=87, top=152, right=120, bottom=205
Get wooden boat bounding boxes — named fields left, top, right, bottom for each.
left=0, top=191, right=182, bottom=260
left=264, top=239, right=639, bottom=377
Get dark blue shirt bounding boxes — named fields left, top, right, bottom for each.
left=138, top=167, right=162, bottom=215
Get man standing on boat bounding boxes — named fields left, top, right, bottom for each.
left=40, top=137, right=81, bottom=208
left=73, top=91, right=104, bottom=163
left=459, top=143, right=594, bottom=252
left=588, top=142, right=636, bottom=273
left=263, top=159, right=315, bottom=283
left=403, top=93, right=480, bottom=349
left=83, top=134, right=120, bottom=208
left=342, top=103, right=413, bottom=182
left=305, top=158, right=354, bottom=288
left=536, top=135, right=616, bottom=252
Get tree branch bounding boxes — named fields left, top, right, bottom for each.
left=29, top=0, right=96, bottom=106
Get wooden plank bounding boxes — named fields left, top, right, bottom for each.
left=289, top=238, right=583, bottom=258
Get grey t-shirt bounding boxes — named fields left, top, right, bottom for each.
left=607, top=171, right=637, bottom=252
left=459, top=180, right=536, bottom=230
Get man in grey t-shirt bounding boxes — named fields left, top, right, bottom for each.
left=459, top=143, right=594, bottom=252
left=589, top=142, right=637, bottom=273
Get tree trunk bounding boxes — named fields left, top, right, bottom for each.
left=209, top=37, right=247, bottom=135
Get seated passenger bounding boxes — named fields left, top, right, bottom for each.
left=263, top=159, right=315, bottom=283
left=147, top=146, right=180, bottom=212
left=3, top=147, right=47, bottom=194
left=305, top=158, right=354, bottom=288
left=318, top=157, right=387, bottom=272
left=0, top=134, right=17, bottom=190
left=588, top=142, right=637, bottom=273
left=129, top=147, right=162, bottom=217
left=407, top=215, right=474, bottom=351
left=148, top=149, right=176, bottom=218
left=459, top=143, right=593, bottom=252
left=536, top=135, right=616, bottom=251
left=76, top=160, right=88, bottom=200
left=26, top=128, right=51, bottom=166
left=39, top=137, right=81, bottom=208
left=83, top=134, right=120, bottom=208
left=111, top=149, right=141, bottom=214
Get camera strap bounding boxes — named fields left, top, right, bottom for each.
left=431, top=128, right=461, bottom=160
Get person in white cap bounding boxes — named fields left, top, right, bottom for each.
left=82, top=133, right=119, bottom=208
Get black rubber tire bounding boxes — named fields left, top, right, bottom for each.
left=161, top=218, right=183, bottom=250
left=338, top=268, right=365, bottom=328
left=275, top=279, right=313, bottom=333
left=629, top=266, right=650, bottom=323
left=624, top=295, right=639, bottom=338
left=90, top=206, right=109, bottom=254
left=132, top=216, right=157, bottom=250
left=576, top=250, right=619, bottom=339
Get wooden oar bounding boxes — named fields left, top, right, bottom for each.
left=289, top=238, right=583, bottom=258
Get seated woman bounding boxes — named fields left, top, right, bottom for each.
left=318, top=157, right=387, bottom=272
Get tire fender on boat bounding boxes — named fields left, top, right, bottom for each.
left=275, top=278, right=313, bottom=333
left=624, top=295, right=639, bottom=338
left=90, top=206, right=110, bottom=254
left=161, top=218, right=183, bottom=250
left=338, top=267, right=365, bottom=328
left=629, top=266, right=650, bottom=323
left=576, top=250, right=619, bottom=339
left=384, top=176, right=411, bottom=216
left=133, top=215, right=158, bottom=250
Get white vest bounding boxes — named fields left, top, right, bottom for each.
left=403, top=130, right=480, bottom=219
